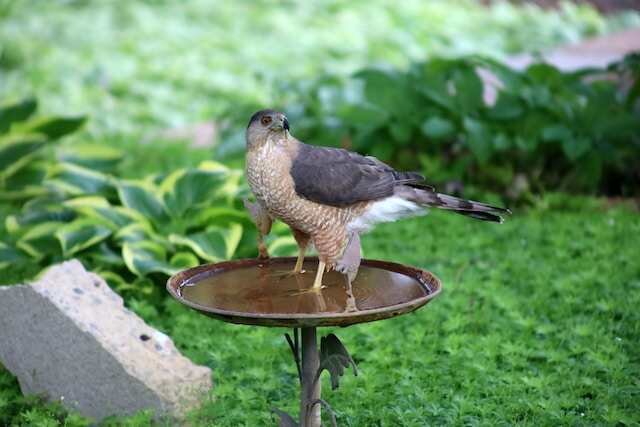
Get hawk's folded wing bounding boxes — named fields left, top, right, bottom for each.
left=290, top=144, right=427, bottom=207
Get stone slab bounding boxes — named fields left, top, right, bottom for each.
left=0, top=260, right=212, bottom=421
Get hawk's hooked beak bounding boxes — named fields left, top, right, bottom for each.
left=283, top=117, right=290, bottom=131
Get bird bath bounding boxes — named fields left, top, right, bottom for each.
left=167, top=256, right=441, bottom=426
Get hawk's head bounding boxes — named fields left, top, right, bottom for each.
left=246, top=109, right=289, bottom=148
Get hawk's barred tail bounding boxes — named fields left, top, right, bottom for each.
left=450, top=208, right=505, bottom=223
left=398, top=187, right=511, bottom=223
left=429, top=192, right=511, bottom=223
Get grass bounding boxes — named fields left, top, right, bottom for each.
left=1, top=194, right=638, bottom=426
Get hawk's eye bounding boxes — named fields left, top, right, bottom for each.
left=261, top=116, right=272, bottom=126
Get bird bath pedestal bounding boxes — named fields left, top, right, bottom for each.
left=167, top=257, right=441, bottom=426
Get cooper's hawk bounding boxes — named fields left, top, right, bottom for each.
left=245, top=109, right=509, bottom=294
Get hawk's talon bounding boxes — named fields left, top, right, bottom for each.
left=257, top=239, right=269, bottom=259
left=267, top=269, right=307, bottom=280
left=345, top=296, right=358, bottom=313
left=287, top=285, right=326, bottom=297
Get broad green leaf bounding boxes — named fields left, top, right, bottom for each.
left=474, top=57, right=523, bottom=89
left=487, top=93, right=524, bottom=120
left=389, top=122, right=412, bottom=144
left=526, top=62, right=563, bottom=86
left=114, top=222, right=156, bottom=243
left=452, top=65, right=484, bottom=112
left=16, top=221, right=63, bottom=260
left=493, top=133, right=511, bottom=151
left=46, top=162, right=114, bottom=196
left=464, top=117, right=492, bottom=164
left=19, top=116, right=86, bottom=140
left=161, top=169, right=227, bottom=218
left=0, top=185, right=48, bottom=201
left=198, top=161, right=243, bottom=199
left=193, top=206, right=253, bottom=229
left=367, top=144, right=394, bottom=165
left=21, top=193, right=65, bottom=211
left=0, top=136, right=47, bottom=178
left=231, top=227, right=258, bottom=258
left=5, top=208, right=75, bottom=234
left=55, top=219, right=112, bottom=256
left=197, top=160, right=231, bottom=172
left=562, top=137, right=591, bottom=161
left=353, top=69, right=398, bottom=107
left=59, top=143, right=124, bottom=171
left=117, top=180, right=169, bottom=225
left=421, top=116, right=455, bottom=139
left=170, top=252, right=200, bottom=270
left=0, top=242, right=27, bottom=269
left=0, top=159, right=48, bottom=200
left=122, top=241, right=176, bottom=276
left=64, top=196, right=140, bottom=229
left=169, top=223, right=242, bottom=262
left=131, top=277, right=157, bottom=295
left=354, top=69, right=416, bottom=115
left=541, top=125, right=572, bottom=142
left=86, top=242, right=125, bottom=267
left=95, top=270, right=133, bottom=292
left=63, top=196, right=111, bottom=209
left=267, top=236, right=298, bottom=257
left=414, top=59, right=456, bottom=111
left=0, top=98, right=37, bottom=134
left=91, top=206, right=140, bottom=228
left=338, top=103, right=388, bottom=127
left=271, top=221, right=293, bottom=234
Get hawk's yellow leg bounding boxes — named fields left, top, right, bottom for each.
left=312, top=260, right=326, bottom=289
left=293, top=246, right=306, bottom=273
left=267, top=246, right=306, bottom=279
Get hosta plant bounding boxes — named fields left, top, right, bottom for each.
left=3, top=157, right=295, bottom=297
left=0, top=97, right=86, bottom=201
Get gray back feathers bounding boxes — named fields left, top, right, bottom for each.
left=290, top=143, right=426, bottom=207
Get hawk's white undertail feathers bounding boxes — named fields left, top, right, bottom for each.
left=347, top=196, right=426, bottom=233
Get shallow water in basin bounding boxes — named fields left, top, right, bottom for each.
left=179, top=260, right=429, bottom=315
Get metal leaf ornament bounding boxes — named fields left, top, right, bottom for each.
left=315, top=333, right=358, bottom=390
left=271, top=408, right=298, bottom=427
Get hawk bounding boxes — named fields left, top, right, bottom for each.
left=244, top=109, right=510, bottom=294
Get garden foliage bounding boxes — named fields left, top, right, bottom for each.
left=0, top=98, right=295, bottom=296
left=277, top=54, right=640, bottom=199
left=1, top=1, right=637, bottom=137
left=0, top=97, right=85, bottom=201
left=1, top=2, right=639, bottom=425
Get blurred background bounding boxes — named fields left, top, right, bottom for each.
left=2, top=0, right=639, bottom=199
left=1, top=1, right=639, bottom=425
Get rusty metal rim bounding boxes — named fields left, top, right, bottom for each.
left=166, top=257, right=442, bottom=323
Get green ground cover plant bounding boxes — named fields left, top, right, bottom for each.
left=1, top=195, right=638, bottom=426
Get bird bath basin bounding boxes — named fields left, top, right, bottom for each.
left=167, top=257, right=441, bottom=426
